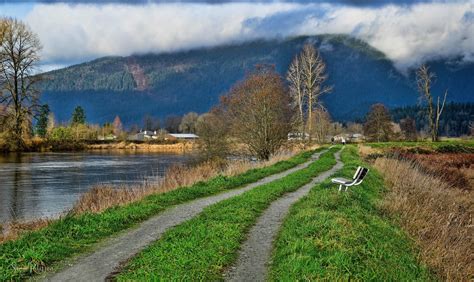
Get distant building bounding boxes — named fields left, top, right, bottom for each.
left=167, top=133, right=199, bottom=140
left=98, top=134, right=117, bottom=141
left=349, top=133, right=365, bottom=143
left=128, top=130, right=158, bottom=141
left=288, top=132, right=310, bottom=140
left=127, top=131, right=199, bottom=141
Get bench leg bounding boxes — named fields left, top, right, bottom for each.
left=338, top=184, right=343, bottom=192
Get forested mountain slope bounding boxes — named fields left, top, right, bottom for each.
left=40, top=35, right=474, bottom=125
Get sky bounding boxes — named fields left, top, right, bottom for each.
left=0, top=0, right=473, bottom=72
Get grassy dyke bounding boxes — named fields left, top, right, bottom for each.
left=117, top=147, right=341, bottom=280
left=0, top=149, right=318, bottom=280
left=270, top=146, right=433, bottom=281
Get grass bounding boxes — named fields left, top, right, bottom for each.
left=366, top=139, right=474, bottom=149
left=0, top=148, right=318, bottom=280
left=375, top=157, right=472, bottom=280
left=116, top=147, right=341, bottom=280
left=270, top=145, right=433, bottom=281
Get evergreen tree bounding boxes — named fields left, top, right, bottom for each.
left=36, top=104, right=50, bottom=138
left=71, top=106, right=86, bottom=125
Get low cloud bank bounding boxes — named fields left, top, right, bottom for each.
left=22, top=1, right=474, bottom=71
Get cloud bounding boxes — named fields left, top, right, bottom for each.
left=20, top=1, right=474, bottom=71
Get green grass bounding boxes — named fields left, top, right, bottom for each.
left=366, top=139, right=474, bottom=149
left=0, top=149, right=319, bottom=280
left=117, top=147, right=341, bottom=280
left=270, top=145, right=434, bottom=281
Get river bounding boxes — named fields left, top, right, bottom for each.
left=0, top=151, right=193, bottom=223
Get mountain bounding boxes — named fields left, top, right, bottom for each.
left=40, top=35, right=474, bottom=126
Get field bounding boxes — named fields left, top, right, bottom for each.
left=362, top=141, right=473, bottom=280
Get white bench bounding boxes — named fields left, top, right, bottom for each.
left=331, top=166, right=369, bottom=192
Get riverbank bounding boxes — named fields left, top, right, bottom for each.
left=87, top=141, right=195, bottom=152
left=0, top=137, right=196, bottom=153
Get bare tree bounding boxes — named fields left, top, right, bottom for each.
left=300, top=44, right=332, bottom=137
left=400, top=117, right=417, bottom=141
left=195, top=112, right=229, bottom=161
left=363, top=103, right=394, bottom=142
left=179, top=112, right=199, bottom=133
left=287, top=55, right=305, bottom=136
left=219, top=66, right=292, bottom=160
left=164, top=115, right=182, bottom=133
left=416, top=64, right=448, bottom=142
left=0, top=18, right=43, bottom=150
left=113, top=115, right=123, bottom=136
left=311, top=106, right=331, bottom=144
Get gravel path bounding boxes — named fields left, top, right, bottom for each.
left=42, top=150, right=327, bottom=282
left=224, top=149, right=343, bottom=282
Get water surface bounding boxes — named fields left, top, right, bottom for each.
left=0, top=151, right=192, bottom=223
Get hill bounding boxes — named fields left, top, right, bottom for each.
left=40, top=35, right=474, bottom=126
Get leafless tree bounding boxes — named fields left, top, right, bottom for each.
left=400, top=117, right=417, bottom=141
left=363, top=103, right=394, bottom=142
left=179, top=112, right=199, bottom=133
left=300, top=44, right=332, bottom=137
left=287, top=55, right=305, bottom=136
left=416, top=64, right=448, bottom=142
left=0, top=18, right=43, bottom=150
left=113, top=115, right=123, bottom=136
left=219, top=66, right=292, bottom=160
left=311, top=106, right=331, bottom=144
left=195, top=112, right=230, bottom=161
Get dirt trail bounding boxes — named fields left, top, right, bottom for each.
left=42, top=150, right=328, bottom=282
left=224, top=149, right=343, bottom=282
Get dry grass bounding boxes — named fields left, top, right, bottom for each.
left=0, top=148, right=303, bottom=243
left=358, top=144, right=382, bottom=158
left=374, top=157, right=473, bottom=281
left=0, top=219, right=51, bottom=244
left=403, top=153, right=474, bottom=190
left=73, top=149, right=300, bottom=214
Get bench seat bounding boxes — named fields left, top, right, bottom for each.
left=331, top=177, right=353, bottom=185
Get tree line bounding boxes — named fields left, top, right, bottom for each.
left=391, top=102, right=474, bottom=137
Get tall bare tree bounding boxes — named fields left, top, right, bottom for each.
left=287, top=55, right=305, bottom=136
left=416, top=64, right=448, bottom=142
left=0, top=18, right=42, bottom=150
left=300, top=44, right=331, bottom=137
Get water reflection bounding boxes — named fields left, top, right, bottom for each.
left=0, top=152, right=192, bottom=223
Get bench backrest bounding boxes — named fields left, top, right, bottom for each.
left=357, top=167, right=369, bottom=182
left=353, top=166, right=369, bottom=183
left=352, top=166, right=362, bottom=180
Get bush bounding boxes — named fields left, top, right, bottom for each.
left=435, top=144, right=474, bottom=154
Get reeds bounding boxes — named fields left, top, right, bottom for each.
left=374, top=157, right=473, bottom=281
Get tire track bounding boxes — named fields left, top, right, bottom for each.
left=224, top=149, right=343, bottom=282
